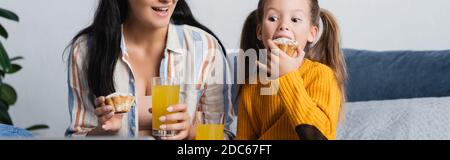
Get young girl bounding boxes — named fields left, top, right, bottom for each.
left=66, top=0, right=234, bottom=140
left=237, top=0, right=346, bottom=140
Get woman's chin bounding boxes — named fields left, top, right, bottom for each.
left=146, top=19, right=171, bottom=29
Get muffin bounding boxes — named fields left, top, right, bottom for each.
left=273, top=38, right=298, bottom=57
left=105, top=92, right=135, bottom=114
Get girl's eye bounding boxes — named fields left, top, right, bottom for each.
left=292, top=18, right=303, bottom=23
left=268, top=16, right=279, bottom=22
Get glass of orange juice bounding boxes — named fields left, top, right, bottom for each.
left=195, top=111, right=225, bottom=140
left=152, top=77, right=180, bottom=138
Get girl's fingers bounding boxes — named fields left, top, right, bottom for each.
left=294, top=47, right=305, bottom=58
left=266, top=39, right=279, bottom=51
left=267, top=39, right=288, bottom=58
left=268, top=54, right=280, bottom=75
left=295, top=49, right=306, bottom=60
left=270, top=52, right=280, bottom=64
left=292, top=50, right=299, bottom=57
left=270, top=61, right=279, bottom=77
left=256, top=60, right=271, bottom=75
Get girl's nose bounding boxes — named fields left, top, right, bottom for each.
left=279, top=25, right=290, bottom=31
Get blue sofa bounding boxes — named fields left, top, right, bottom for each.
left=338, top=49, right=450, bottom=140
left=344, top=49, right=450, bottom=102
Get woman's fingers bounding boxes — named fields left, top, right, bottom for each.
left=101, top=114, right=123, bottom=131
left=160, top=121, right=189, bottom=131
left=167, top=104, right=186, bottom=113
left=160, top=112, right=189, bottom=123
left=159, top=104, right=191, bottom=140
left=98, top=111, right=114, bottom=124
left=162, top=130, right=189, bottom=140
left=94, top=96, right=124, bottom=132
left=95, top=96, right=113, bottom=118
left=94, top=105, right=113, bottom=117
left=95, top=96, right=105, bottom=107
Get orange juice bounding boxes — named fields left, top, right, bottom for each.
left=195, top=124, right=225, bottom=140
left=152, top=85, right=180, bottom=136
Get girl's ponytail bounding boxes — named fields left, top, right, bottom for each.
left=239, top=10, right=263, bottom=81
left=310, top=9, right=347, bottom=92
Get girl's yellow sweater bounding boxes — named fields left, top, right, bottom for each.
left=236, top=59, right=342, bottom=140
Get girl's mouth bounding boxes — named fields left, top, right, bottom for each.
left=152, top=7, right=169, bottom=17
left=273, top=31, right=295, bottom=41
left=273, top=35, right=294, bottom=41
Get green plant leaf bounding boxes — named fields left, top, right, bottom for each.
left=0, top=24, right=8, bottom=39
left=0, top=70, right=4, bottom=79
left=0, top=112, right=12, bottom=125
left=0, top=64, right=21, bottom=74
left=26, top=124, right=49, bottom=131
left=0, top=42, right=12, bottom=72
left=0, top=100, right=12, bottom=125
left=0, top=83, right=17, bottom=105
left=10, top=56, right=23, bottom=62
left=0, top=8, right=19, bottom=22
left=5, top=64, right=21, bottom=74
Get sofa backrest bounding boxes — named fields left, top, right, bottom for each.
left=344, top=49, right=450, bottom=102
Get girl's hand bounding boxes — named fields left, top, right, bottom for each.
left=94, top=96, right=123, bottom=133
left=158, top=104, right=191, bottom=140
left=256, top=39, right=305, bottom=78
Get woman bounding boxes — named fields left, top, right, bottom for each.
left=237, top=0, right=346, bottom=140
left=66, top=0, right=233, bottom=140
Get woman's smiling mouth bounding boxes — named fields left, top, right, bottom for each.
left=152, top=6, right=169, bottom=17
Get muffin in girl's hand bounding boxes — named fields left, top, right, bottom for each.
left=273, top=38, right=298, bottom=57
left=105, top=92, right=135, bottom=114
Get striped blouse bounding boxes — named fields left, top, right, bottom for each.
left=66, top=23, right=234, bottom=138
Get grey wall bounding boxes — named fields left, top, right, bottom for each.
left=1, top=0, right=449, bottom=137
left=189, top=0, right=450, bottom=51
left=1, top=0, right=96, bottom=137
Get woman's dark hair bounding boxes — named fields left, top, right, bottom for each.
left=69, top=0, right=227, bottom=97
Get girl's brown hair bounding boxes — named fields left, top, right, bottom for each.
left=240, top=0, right=347, bottom=101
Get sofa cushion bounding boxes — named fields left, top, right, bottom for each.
left=344, top=49, right=450, bottom=102
left=337, top=96, right=450, bottom=140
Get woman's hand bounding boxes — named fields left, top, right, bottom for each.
left=157, top=104, right=191, bottom=140
left=93, top=96, right=124, bottom=134
left=256, top=39, right=305, bottom=78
